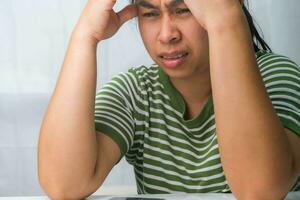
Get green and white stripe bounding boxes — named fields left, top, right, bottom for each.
left=95, top=50, right=300, bottom=193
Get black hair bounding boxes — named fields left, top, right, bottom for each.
left=131, top=0, right=272, bottom=53
left=242, top=1, right=272, bottom=52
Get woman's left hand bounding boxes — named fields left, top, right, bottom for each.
left=183, top=0, right=244, bottom=30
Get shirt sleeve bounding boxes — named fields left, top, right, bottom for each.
left=258, top=52, right=300, bottom=137
left=94, top=72, right=135, bottom=157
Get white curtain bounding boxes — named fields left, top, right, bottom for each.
left=249, top=0, right=300, bottom=65
left=0, top=0, right=299, bottom=196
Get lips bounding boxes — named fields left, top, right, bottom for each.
left=159, top=51, right=189, bottom=60
left=158, top=51, right=189, bottom=69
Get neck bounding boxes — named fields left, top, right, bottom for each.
left=170, top=67, right=212, bottom=106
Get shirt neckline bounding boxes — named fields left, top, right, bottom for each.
left=157, top=50, right=265, bottom=127
left=158, top=67, right=214, bottom=127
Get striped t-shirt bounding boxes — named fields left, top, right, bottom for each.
left=94, top=50, right=300, bottom=193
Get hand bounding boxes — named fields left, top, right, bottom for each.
left=184, top=0, right=243, bottom=30
left=73, top=0, right=137, bottom=43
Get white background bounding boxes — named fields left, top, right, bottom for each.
left=0, top=0, right=299, bottom=196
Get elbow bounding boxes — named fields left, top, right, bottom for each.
left=38, top=173, right=95, bottom=200
left=233, top=178, right=293, bottom=200
left=39, top=179, right=77, bottom=200
left=44, top=191, right=86, bottom=200
left=39, top=183, right=91, bottom=200
left=233, top=159, right=297, bottom=200
left=41, top=189, right=80, bottom=200
left=237, top=188, right=288, bottom=200
left=46, top=192, right=88, bottom=200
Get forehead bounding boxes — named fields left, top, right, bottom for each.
left=136, top=0, right=184, bottom=8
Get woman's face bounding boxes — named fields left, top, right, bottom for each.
left=136, top=0, right=210, bottom=80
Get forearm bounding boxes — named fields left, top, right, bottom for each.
left=38, top=33, right=99, bottom=198
left=208, top=11, right=295, bottom=199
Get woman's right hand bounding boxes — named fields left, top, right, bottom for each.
left=73, top=0, right=137, bottom=43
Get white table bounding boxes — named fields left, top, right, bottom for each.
left=1, top=192, right=299, bottom=200
left=88, top=192, right=300, bottom=200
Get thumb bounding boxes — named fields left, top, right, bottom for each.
left=117, top=4, right=138, bottom=26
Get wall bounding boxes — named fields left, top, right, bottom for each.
left=0, top=0, right=299, bottom=196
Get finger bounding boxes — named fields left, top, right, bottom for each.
left=117, top=4, right=138, bottom=26
left=101, top=0, right=117, bottom=11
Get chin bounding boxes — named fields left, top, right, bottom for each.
left=161, top=65, right=195, bottom=80
left=170, top=72, right=193, bottom=80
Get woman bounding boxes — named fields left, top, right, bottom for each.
left=38, top=0, right=300, bottom=199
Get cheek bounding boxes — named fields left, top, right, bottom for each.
left=171, top=17, right=207, bottom=45
left=139, top=22, right=159, bottom=55
left=183, top=24, right=209, bottom=50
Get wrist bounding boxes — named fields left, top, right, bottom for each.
left=67, top=33, right=98, bottom=56
left=206, top=6, right=246, bottom=34
left=71, top=29, right=100, bottom=48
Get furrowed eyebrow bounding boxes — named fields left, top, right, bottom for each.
left=168, top=0, right=184, bottom=8
left=137, top=0, right=184, bottom=9
left=137, top=0, right=159, bottom=10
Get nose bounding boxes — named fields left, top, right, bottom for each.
left=158, top=16, right=181, bottom=44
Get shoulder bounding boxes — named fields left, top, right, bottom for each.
left=101, top=64, right=159, bottom=90
left=127, top=64, right=161, bottom=81
left=125, top=64, right=163, bottom=93
left=256, top=50, right=300, bottom=138
left=97, top=64, right=162, bottom=104
left=256, top=50, right=300, bottom=75
left=256, top=50, right=300, bottom=87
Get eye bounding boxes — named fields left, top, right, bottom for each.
left=142, top=12, right=159, bottom=17
left=176, top=8, right=191, bottom=14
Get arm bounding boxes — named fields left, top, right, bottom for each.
left=184, top=0, right=300, bottom=199
left=38, top=1, right=137, bottom=199
left=208, top=14, right=299, bottom=199
left=38, top=35, right=116, bottom=199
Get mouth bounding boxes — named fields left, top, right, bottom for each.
left=159, top=51, right=189, bottom=59
left=158, top=51, right=189, bottom=69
